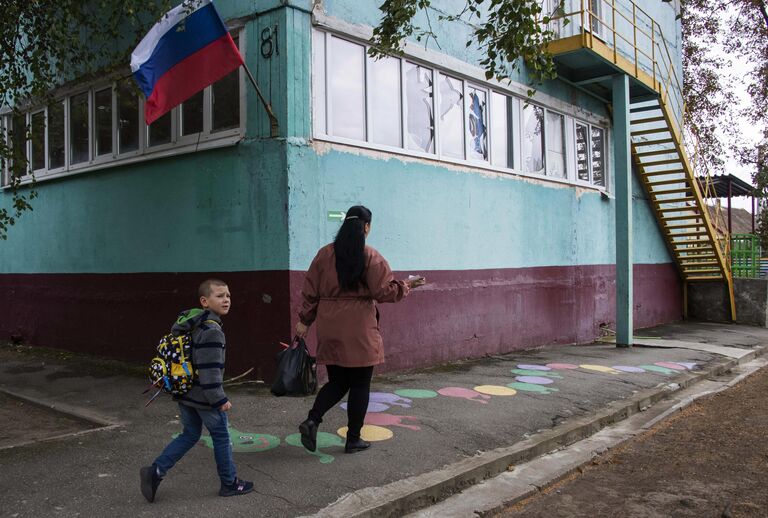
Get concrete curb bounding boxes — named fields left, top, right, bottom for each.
left=310, top=345, right=767, bottom=518
left=0, top=387, right=122, bottom=451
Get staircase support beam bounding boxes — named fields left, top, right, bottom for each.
left=614, top=74, right=633, bottom=348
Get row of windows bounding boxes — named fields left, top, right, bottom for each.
left=1, top=36, right=243, bottom=187
left=312, top=30, right=607, bottom=188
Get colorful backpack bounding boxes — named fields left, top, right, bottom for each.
left=148, top=319, right=219, bottom=397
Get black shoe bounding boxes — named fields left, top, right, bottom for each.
left=140, top=464, right=162, bottom=503
left=219, top=477, right=254, bottom=497
left=344, top=438, right=371, bottom=454
left=299, top=419, right=318, bottom=452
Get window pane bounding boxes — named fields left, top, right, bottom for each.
left=523, top=104, right=544, bottom=174
left=490, top=92, right=509, bottom=167
left=370, top=55, right=401, bottom=147
left=48, top=102, right=65, bottom=169
left=439, top=74, right=464, bottom=159
left=312, top=30, right=327, bottom=134
left=546, top=111, right=566, bottom=178
left=404, top=62, right=434, bottom=153
left=117, top=80, right=139, bottom=154
left=212, top=69, right=239, bottom=132
left=182, top=90, right=204, bottom=136
left=95, top=88, right=112, bottom=156
left=70, top=92, right=89, bottom=164
left=576, top=123, right=589, bottom=182
left=31, top=111, right=45, bottom=171
left=467, top=87, right=488, bottom=161
left=148, top=111, right=172, bottom=147
left=329, top=37, right=365, bottom=140
left=11, top=114, right=27, bottom=176
left=591, top=126, right=605, bottom=186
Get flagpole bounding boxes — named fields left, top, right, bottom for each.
left=242, top=63, right=279, bottom=138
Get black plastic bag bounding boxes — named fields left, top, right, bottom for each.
left=270, top=338, right=317, bottom=396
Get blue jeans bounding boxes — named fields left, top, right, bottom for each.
left=154, top=403, right=236, bottom=486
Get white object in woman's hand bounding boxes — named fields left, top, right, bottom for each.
left=407, top=275, right=426, bottom=288
left=295, top=321, right=309, bottom=338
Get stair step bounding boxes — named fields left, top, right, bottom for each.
left=667, top=231, right=709, bottom=237
left=638, top=158, right=683, bottom=167
left=632, top=128, right=670, bottom=136
left=634, top=138, right=675, bottom=147
left=678, top=251, right=717, bottom=257
left=644, top=169, right=686, bottom=177
left=680, top=260, right=719, bottom=266
left=649, top=178, right=690, bottom=186
left=630, top=105, right=662, bottom=113
left=655, top=196, right=696, bottom=204
left=663, top=214, right=703, bottom=221
left=670, top=237, right=712, bottom=244
left=631, top=116, right=666, bottom=124
left=651, top=187, right=692, bottom=195
left=686, top=275, right=724, bottom=281
left=659, top=208, right=698, bottom=214
left=636, top=148, right=678, bottom=158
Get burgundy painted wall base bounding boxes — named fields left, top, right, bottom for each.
left=0, top=263, right=680, bottom=381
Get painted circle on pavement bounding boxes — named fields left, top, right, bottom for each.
left=394, top=389, right=439, bottom=399
left=612, top=366, right=646, bottom=373
left=337, top=425, right=394, bottom=441
left=580, top=364, right=620, bottom=374
left=515, top=376, right=554, bottom=385
left=674, top=362, right=698, bottom=370
left=654, top=362, right=686, bottom=370
left=437, top=387, right=491, bottom=403
left=340, top=401, right=389, bottom=412
left=285, top=432, right=343, bottom=450
left=639, top=364, right=676, bottom=375
left=516, top=364, right=551, bottom=371
left=546, top=363, right=579, bottom=370
left=507, top=382, right=559, bottom=394
left=511, top=369, right=563, bottom=378
left=474, top=385, right=517, bottom=396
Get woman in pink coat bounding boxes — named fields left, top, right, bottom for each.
left=295, top=205, right=425, bottom=453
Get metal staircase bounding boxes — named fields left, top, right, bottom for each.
left=545, top=0, right=736, bottom=319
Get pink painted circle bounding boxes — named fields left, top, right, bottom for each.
left=516, top=364, right=551, bottom=371
left=613, top=366, right=646, bottom=373
left=654, top=362, right=687, bottom=370
left=515, top=376, right=554, bottom=385
left=546, top=363, right=579, bottom=370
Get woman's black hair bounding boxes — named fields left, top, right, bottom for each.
left=334, top=205, right=373, bottom=291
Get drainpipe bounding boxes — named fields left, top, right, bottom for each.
left=613, top=74, right=632, bottom=348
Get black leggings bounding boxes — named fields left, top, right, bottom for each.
left=308, top=365, right=374, bottom=440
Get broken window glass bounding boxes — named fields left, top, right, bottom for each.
left=404, top=62, right=434, bottom=153
left=370, top=55, right=402, bottom=147
left=591, top=126, right=605, bottom=186
left=576, top=123, right=589, bottom=182
left=523, top=104, right=545, bottom=174
left=439, top=74, right=464, bottom=159
left=467, top=87, right=488, bottom=161
left=546, top=111, right=566, bottom=178
left=330, top=37, right=365, bottom=140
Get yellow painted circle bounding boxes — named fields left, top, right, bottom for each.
left=474, top=385, right=517, bottom=396
left=337, top=425, right=394, bottom=442
left=580, top=364, right=619, bottom=374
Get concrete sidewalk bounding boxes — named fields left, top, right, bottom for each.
left=1, top=321, right=766, bottom=518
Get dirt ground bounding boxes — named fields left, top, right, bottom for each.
left=500, top=366, right=768, bottom=518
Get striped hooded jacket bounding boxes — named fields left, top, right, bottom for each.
left=171, top=308, right=228, bottom=410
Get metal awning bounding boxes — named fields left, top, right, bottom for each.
left=697, top=174, right=754, bottom=198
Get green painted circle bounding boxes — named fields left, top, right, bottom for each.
left=394, top=389, right=439, bottom=399
left=511, top=369, right=563, bottom=378
left=231, top=433, right=280, bottom=453
left=507, top=382, right=560, bottom=394
left=285, top=432, right=344, bottom=449
left=638, top=364, right=676, bottom=375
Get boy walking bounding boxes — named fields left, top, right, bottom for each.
left=140, top=279, right=253, bottom=502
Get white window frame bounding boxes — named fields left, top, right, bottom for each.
left=1, top=28, right=246, bottom=189
left=310, top=27, right=610, bottom=192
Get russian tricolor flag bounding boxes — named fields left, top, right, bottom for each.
left=130, top=0, right=244, bottom=125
